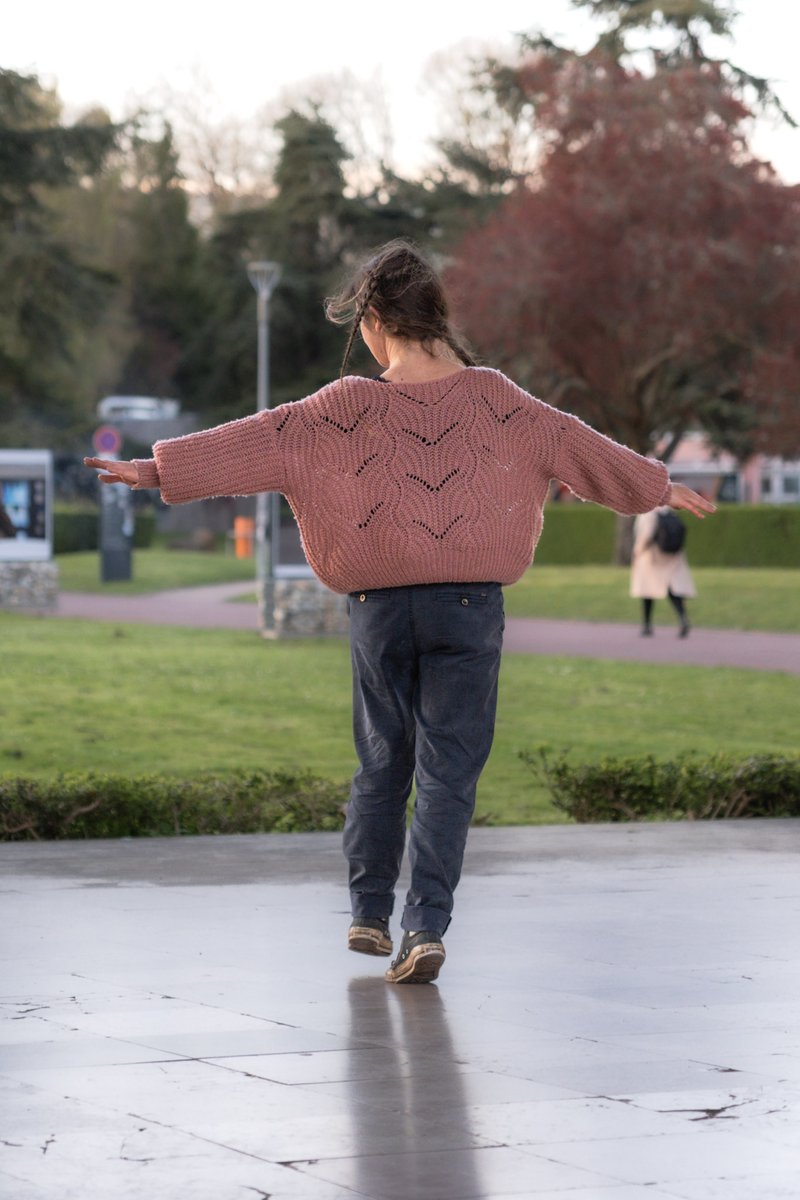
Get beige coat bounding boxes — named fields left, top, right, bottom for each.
left=630, top=508, right=696, bottom=599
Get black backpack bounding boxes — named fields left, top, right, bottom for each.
left=653, top=510, right=686, bottom=555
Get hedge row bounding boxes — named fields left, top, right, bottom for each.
left=52, top=503, right=799, bottom=565
left=0, top=770, right=348, bottom=841
left=54, top=506, right=155, bottom=553
left=536, top=504, right=800, bottom=567
left=522, top=748, right=800, bottom=822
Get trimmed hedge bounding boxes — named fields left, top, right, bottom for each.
left=536, top=504, right=800, bottom=567
left=52, top=502, right=799, bottom=565
left=522, top=747, right=800, bottom=822
left=535, top=505, right=616, bottom=564
left=678, top=504, right=800, bottom=567
left=54, top=506, right=155, bottom=553
left=0, top=770, right=348, bottom=841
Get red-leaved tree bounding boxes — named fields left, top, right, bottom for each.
left=448, top=54, right=800, bottom=465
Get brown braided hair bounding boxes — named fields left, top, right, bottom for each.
left=325, top=239, right=477, bottom=378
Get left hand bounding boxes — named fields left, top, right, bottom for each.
left=84, top=457, right=140, bottom=487
left=666, top=482, right=716, bottom=519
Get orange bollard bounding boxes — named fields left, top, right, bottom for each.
left=233, top=516, right=255, bottom=558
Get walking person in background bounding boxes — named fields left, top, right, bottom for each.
left=631, top=506, right=696, bottom=637
left=85, top=239, right=714, bottom=984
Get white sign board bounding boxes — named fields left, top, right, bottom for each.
left=0, top=450, right=54, bottom=562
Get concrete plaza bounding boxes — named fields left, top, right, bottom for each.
left=2, top=820, right=800, bottom=1200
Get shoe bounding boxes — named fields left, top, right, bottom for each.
left=641, top=625, right=653, bottom=637
left=348, top=917, right=392, bottom=957
left=384, top=931, right=445, bottom=984
left=679, top=620, right=690, bottom=638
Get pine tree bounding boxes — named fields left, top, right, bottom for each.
left=0, top=69, right=118, bottom=446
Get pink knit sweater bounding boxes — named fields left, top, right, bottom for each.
left=133, top=367, right=670, bottom=594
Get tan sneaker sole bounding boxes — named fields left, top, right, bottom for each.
left=348, top=924, right=392, bottom=956
left=384, top=941, right=446, bottom=984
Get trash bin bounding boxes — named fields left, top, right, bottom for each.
left=233, top=516, right=255, bottom=558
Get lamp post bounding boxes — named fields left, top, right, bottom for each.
left=247, top=260, right=281, bottom=634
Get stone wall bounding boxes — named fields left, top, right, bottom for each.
left=266, top=577, right=348, bottom=638
left=0, top=562, right=59, bottom=613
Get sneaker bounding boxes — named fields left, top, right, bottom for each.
left=348, top=917, right=392, bottom=957
left=679, top=619, right=690, bottom=638
left=384, top=931, right=445, bottom=984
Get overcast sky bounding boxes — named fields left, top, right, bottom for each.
left=6, top=0, right=800, bottom=180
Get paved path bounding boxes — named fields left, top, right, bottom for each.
left=3, top=821, right=800, bottom=1199
left=55, top=582, right=260, bottom=631
left=502, top=616, right=800, bottom=674
left=53, top=583, right=800, bottom=673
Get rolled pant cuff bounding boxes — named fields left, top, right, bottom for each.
left=351, top=895, right=395, bottom=920
left=402, top=906, right=451, bottom=937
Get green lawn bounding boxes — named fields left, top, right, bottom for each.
left=504, top=565, right=800, bottom=633
left=2, top=612, right=795, bottom=824
left=56, top=547, right=256, bottom=594
left=56, top=552, right=799, bottom=633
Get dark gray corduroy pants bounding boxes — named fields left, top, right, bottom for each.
left=344, top=582, right=504, bottom=936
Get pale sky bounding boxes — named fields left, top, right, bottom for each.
left=6, top=0, right=800, bottom=181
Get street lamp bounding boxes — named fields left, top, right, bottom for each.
left=247, top=260, right=281, bottom=633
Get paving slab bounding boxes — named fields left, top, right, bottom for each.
left=2, top=820, right=799, bottom=1199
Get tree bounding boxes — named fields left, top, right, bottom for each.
left=425, top=43, right=544, bottom=195
left=180, top=111, right=355, bottom=421
left=438, top=1, right=794, bottom=194
left=270, top=70, right=395, bottom=197
left=114, top=122, right=206, bottom=399
left=448, top=55, right=800, bottom=478
left=0, top=70, right=118, bottom=447
left=180, top=107, right=484, bottom=422
left=142, top=73, right=279, bottom=223
left=568, top=0, right=796, bottom=124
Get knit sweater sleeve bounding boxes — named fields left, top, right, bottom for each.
left=131, top=407, right=288, bottom=505
left=536, top=402, right=670, bottom=515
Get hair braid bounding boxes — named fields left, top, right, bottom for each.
left=443, top=330, right=478, bottom=368
left=337, top=269, right=380, bottom=380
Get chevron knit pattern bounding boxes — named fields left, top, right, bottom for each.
left=133, top=367, right=670, bottom=594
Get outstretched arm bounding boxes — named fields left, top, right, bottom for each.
left=665, top=482, right=716, bottom=519
left=83, top=404, right=289, bottom=505
left=541, top=401, right=717, bottom=521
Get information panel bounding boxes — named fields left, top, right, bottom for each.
left=0, top=450, right=53, bottom=561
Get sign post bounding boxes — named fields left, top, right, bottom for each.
left=93, top=426, right=133, bottom=582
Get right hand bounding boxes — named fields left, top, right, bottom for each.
left=83, top=457, right=140, bottom=487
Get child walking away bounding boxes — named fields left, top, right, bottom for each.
left=85, top=239, right=715, bottom=983
left=631, top=506, right=697, bottom=637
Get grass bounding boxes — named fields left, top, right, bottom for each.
left=56, top=546, right=256, bottom=594
left=504, top=566, right=800, bottom=633
left=57, top=551, right=799, bottom=633
left=1, top=612, right=795, bottom=825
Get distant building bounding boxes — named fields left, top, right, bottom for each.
left=660, top=433, right=799, bottom=504
left=756, top=456, right=800, bottom=505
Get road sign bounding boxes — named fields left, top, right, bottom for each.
left=92, top=425, right=122, bottom=457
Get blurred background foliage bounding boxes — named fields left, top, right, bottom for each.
left=1, top=0, right=797, bottom=468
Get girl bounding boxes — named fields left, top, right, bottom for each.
left=86, top=239, right=714, bottom=984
